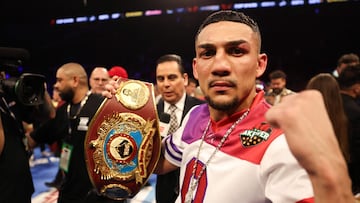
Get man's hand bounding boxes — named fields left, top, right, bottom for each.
left=265, top=90, right=354, bottom=203
left=102, top=76, right=120, bottom=99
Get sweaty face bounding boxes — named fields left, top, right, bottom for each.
left=193, top=21, right=267, bottom=114
left=89, top=68, right=110, bottom=94
left=156, top=61, right=187, bottom=104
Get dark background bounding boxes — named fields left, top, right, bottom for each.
left=0, top=0, right=359, bottom=91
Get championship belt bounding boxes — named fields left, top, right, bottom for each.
left=84, top=78, right=161, bottom=200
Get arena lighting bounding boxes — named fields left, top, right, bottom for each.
left=260, top=1, right=277, bottom=7
left=279, top=0, right=287, bottom=6
left=89, top=15, right=96, bottom=22
left=175, top=7, right=186, bottom=13
left=290, top=0, right=305, bottom=5
left=199, top=5, right=220, bottom=11
left=308, top=0, right=322, bottom=4
left=145, top=10, right=162, bottom=16
left=76, top=16, right=88, bottom=23
left=56, top=18, right=74, bottom=25
left=98, top=14, right=110, bottom=20
left=187, top=6, right=199, bottom=12
left=125, top=11, right=143, bottom=18
left=166, top=9, right=174, bottom=14
left=233, top=2, right=259, bottom=9
left=50, top=0, right=350, bottom=26
left=111, top=13, right=121, bottom=19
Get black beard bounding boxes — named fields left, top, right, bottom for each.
left=272, top=88, right=283, bottom=95
left=59, top=86, right=75, bottom=103
left=205, top=95, right=240, bottom=112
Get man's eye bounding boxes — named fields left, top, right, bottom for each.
left=168, top=75, right=178, bottom=81
left=156, top=77, right=164, bottom=82
left=200, top=50, right=215, bottom=58
left=229, top=48, right=244, bottom=56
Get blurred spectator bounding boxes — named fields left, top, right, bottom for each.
left=306, top=73, right=349, bottom=162
left=255, top=79, right=265, bottom=91
left=265, top=70, right=295, bottom=105
left=45, top=88, right=65, bottom=189
left=89, top=67, right=110, bottom=94
left=185, top=77, right=198, bottom=97
left=194, top=86, right=205, bottom=101
left=108, top=66, right=128, bottom=79
left=332, top=53, right=359, bottom=78
left=338, top=64, right=360, bottom=194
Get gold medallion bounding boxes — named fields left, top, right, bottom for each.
left=115, top=80, right=149, bottom=110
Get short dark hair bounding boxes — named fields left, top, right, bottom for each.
left=156, top=54, right=185, bottom=74
left=337, top=53, right=359, bottom=67
left=195, top=10, right=261, bottom=50
left=188, top=77, right=198, bottom=85
left=338, top=64, right=360, bottom=89
left=269, top=70, right=287, bottom=80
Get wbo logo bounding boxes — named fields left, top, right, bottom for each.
left=240, top=122, right=272, bottom=147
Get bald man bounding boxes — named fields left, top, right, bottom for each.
left=29, top=63, right=121, bottom=203
left=89, top=67, right=110, bottom=94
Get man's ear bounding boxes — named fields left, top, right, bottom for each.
left=183, top=73, right=189, bottom=86
left=256, top=53, right=267, bottom=77
left=192, top=58, right=199, bottom=80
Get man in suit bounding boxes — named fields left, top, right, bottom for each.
left=155, top=54, right=205, bottom=203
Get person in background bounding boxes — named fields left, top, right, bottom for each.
left=332, top=53, right=359, bottom=78
left=306, top=73, right=349, bottom=162
left=194, top=86, right=205, bottom=101
left=108, top=66, right=128, bottom=80
left=265, top=69, right=295, bottom=105
left=0, top=73, right=55, bottom=203
left=28, top=62, right=123, bottom=203
left=45, top=88, right=66, bottom=189
left=185, top=77, right=198, bottom=97
left=89, top=67, right=110, bottom=94
left=255, top=79, right=265, bottom=91
left=155, top=54, right=205, bottom=203
left=338, top=64, right=360, bottom=195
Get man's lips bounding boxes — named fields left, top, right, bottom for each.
left=208, top=80, right=236, bottom=92
left=162, top=91, right=173, bottom=96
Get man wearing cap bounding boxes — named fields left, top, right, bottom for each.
left=108, top=66, right=128, bottom=79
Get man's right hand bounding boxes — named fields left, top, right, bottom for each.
left=102, top=76, right=120, bottom=99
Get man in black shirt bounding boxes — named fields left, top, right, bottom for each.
left=29, top=62, right=123, bottom=203
left=338, top=64, right=360, bottom=194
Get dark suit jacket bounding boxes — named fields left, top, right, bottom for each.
left=156, top=95, right=205, bottom=126
left=155, top=94, right=205, bottom=203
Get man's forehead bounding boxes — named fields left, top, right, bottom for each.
left=157, top=62, right=180, bottom=74
left=197, top=21, right=255, bottom=43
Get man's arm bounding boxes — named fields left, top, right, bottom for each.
left=153, top=142, right=178, bottom=175
left=32, top=90, right=56, bottom=121
left=265, top=90, right=355, bottom=203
